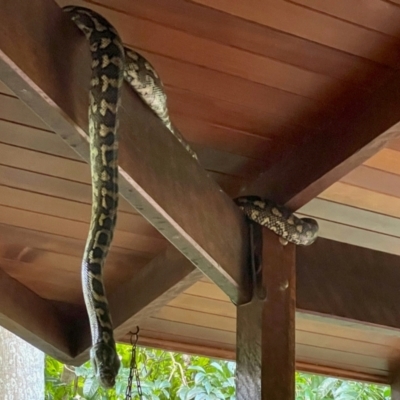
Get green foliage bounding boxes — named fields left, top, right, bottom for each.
left=45, top=343, right=390, bottom=400
left=295, top=373, right=390, bottom=400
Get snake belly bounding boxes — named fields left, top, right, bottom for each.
left=63, top=6, right=124, bottom=388
left=235, top=196, right=319, bottom=246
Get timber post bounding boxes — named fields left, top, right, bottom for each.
left=236, top=225, right=296, bottom=399
left=392, top=368, right=400, bottom=400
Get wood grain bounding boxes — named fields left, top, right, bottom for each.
left=365, top=148, right=400, bottom=174
left=126, top=331, right=390, bottom=383
left=0, top=267, right=73, bottom=363
left=392, top=369, right=400, bottom=398
left=236, top=227, right=296, bottom=399
left=79, top=0, right=393, bottom=85
left=0, top=205, right=165, bottom=254
left=0, top=223, right=146, bottom=264
left=0, top=185, right=162, bottom=240
left=320, top=182, right=400, bottom=218
left=297, top=238, right=400, bottom=330
left=288, top=0, right=400, bottom=38
left=0, top=93, right=50, bottom=130
left=2, top=0, right=400, bottom=380
left=0, top=164, right=135, bottom=214
left=341, top=165, right=400, bottom=200
left=59, top=0, right=345, bottom=100
left=0, top=0, right=252, bottom=304
left=190, top=0, right=400, bottom=67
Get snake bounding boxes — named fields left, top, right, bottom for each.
left=63, top=5, right=198, bottom=388
left=64, top=5, right=318, bottom=389
left=234, top=196, right=318, bottom=246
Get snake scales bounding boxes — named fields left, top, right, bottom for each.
left=64, top=5, right=318, bottom=388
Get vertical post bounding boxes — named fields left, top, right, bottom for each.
left=392, top=370, right=400, bottom=399
left=236, top=225, right=296, bottom=399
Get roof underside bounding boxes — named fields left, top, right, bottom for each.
left=1, top=0, right=400, bottom=384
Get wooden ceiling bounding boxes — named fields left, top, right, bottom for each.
left=2, top=0, right=400, bottom=384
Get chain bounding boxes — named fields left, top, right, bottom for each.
left=125, top=327, right=143, bottom=400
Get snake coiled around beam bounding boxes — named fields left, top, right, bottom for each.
left=235, top=196, right=318, bottom=246
left=64, top=5, right=318, bottom=389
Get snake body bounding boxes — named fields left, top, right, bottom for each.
left=64, top=5, right=197, bottom=388
left=64, top=6, right=124, bottom=389
left=64, top=5, right=318, bottom=389
left=235, top=196, right=318, bottom=246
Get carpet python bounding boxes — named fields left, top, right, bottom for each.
left=235, top=196, right=318, bottom=246
left=64, top=5, right=197, bottom=388
left=64, top=5, right=318, bottom=389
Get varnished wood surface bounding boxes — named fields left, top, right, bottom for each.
left=236, top=227, right=296, bottom=399
left=3, top=83, right=400, bottom=303
left=56, top=0, right=400, bottom=209
left=0, top=0, right=252, bottom=304
left=2, top=0, right=400, bottom=382
left=134, top=238, right=400, bottom=383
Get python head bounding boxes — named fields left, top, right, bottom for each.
left=90, top=342, right=121, bottom=388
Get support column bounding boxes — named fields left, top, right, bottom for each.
left=236, top=225, right=296, bottom=400
left=0, top=326, right=44, bottom=399
left=392, top=369, right=400, bottom=399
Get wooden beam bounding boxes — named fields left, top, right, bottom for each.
left=0, top=267, right=73, bottom=363
left=236, top=226, right=296, bottom=399
left=110, top=247, right=203, bottom=337
left=0, top=0, right=250, bottom=305
left=241, top=106, right=400, bottom=211
left=297, top=238, right=400, bottom=330
left=120, top=333, right=390, bottom=384
left=392, top=369, right=400, bottom=400
left=73, top=245, right=203, bottom=361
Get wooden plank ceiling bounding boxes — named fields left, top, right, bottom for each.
left=2, top=0, right=400, bottom=383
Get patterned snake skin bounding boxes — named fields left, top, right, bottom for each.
left=63, top=6, right=124, bottom=389
left=64, top=5, right=318, bottom=389
left=235, top=196, right=318, bottom=246
left=64, top=5, right=197, bottom=388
